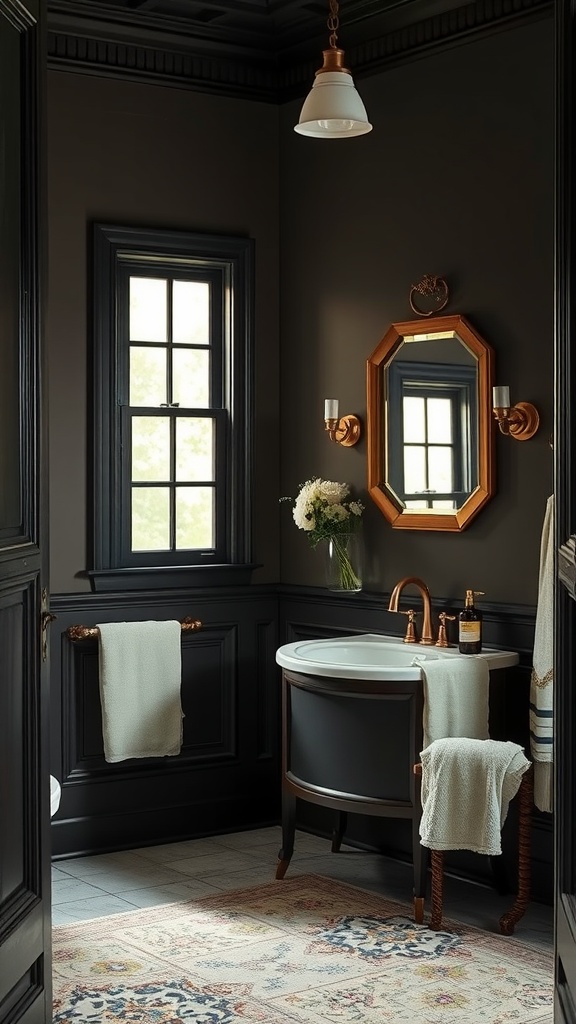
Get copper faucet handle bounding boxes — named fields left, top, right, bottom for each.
left=435, top=612, right=456, bottom=648
left=399, top=608, right=419, bottom=644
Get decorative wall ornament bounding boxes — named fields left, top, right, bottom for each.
left=409, top=274, right=449, bottom=317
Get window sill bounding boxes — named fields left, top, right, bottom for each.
left=87, top=564, right=260, bottom=593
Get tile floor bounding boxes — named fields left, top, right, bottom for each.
left=51, top=826, right=553, bottom=950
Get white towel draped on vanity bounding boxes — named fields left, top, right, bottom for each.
left=419, top=737, right=531, bottom=856
left=418, top=656, right=490, bottom=749
left=97, top=620, right=183, bottom=763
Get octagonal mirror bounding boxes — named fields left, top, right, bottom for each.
left=366, top=314, right=495, bottom=531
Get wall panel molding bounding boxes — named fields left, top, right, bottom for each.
left=50, top=587, right=279, bottom=856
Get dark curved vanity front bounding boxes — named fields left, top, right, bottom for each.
left=276, top=668, right=428, bottom=917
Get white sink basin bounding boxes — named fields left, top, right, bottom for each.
left=276, top=633, right=519, bottom=681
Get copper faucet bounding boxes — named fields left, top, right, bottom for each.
left=388, top=576, right=434, bottom=646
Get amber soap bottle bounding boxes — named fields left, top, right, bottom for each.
left=458, top=589, right=484, bottom=655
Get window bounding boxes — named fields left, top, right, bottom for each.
left=387, top=361, right=477, bottom=510
left=90, top=225, right=254, bottom=591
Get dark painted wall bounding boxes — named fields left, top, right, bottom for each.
left=46, top=73, right=280, bottom=593
left=45, top=16, right=555, bottom=893
left=279, top=18, right=554, bottom=607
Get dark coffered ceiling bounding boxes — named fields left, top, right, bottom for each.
left=46, top=0, right=552, bottom=101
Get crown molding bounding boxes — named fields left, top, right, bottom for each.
left=47, top=0, right=553, bottom=103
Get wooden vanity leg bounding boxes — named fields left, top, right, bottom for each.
left=276, top=790, right=296, bottom=880
left=429, top=850, right=445, bottom=930
left=413, top=896, right=425, bottom=924
left=412, top=806, right=429, bottom=922
left=331, top=811, right=348, bottom=852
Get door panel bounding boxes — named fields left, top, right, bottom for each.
left=555, top=2, right=576, bottom=1020
left=0, top=2, right=50, bottom=1023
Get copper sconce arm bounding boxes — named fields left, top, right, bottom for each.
left=492, top=387, right=539, bottom=441
left=324, top=414, right=362, bottom=447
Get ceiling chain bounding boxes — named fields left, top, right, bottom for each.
left=327, top=0, right=339, bottom=49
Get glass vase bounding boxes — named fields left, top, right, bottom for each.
left=324, top=530, right=362, bottom=593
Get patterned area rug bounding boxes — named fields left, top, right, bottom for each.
left=52, top=873, right=553, bottom=1023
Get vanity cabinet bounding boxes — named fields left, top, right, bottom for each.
left=276, top=662, right=514, bottom=921
left=276, top=668, right=428, bottom=918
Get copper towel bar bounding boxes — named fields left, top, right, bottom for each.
left=66, top=617, right=202, bottom=641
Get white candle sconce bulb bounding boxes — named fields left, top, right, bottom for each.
left=492, top=385, right=539, bottom=441
left=323, top=397, right=362, bottom=447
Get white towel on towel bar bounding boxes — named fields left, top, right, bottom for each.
left=97, top=620, right=183, bottom=763
left=418, top=656, right=490, bottom=749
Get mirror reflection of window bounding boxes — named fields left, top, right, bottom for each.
left=388, top=361, right=477, bottom=512
left=403, top=394, right=455, bottom=508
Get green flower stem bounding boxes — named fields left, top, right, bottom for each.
left=331, top=535, right=361, bottom=590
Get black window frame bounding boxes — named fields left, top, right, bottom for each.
left=88, top=223, right=255, bottom=592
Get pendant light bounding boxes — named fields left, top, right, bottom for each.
left=295, top=0, right=372, bottom=139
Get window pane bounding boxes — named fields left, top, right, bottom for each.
left=132, top=417, right=171, bottom=481
left=173, top=280, right=210, bottom=344
left=429, top=446, right=453, bottom=492
left=404, top=446, right=426, bottom=492
left=130, top=277, right=167, bottom=342
left=176, top=487, right=214, bottom=549
left=176, top=418, right=214, bottom=481
left=130, top=347, right=167, bottom=406
left=403, top=397, right=425, bottom=442
left=132, top=487, right=170, bottom=550
left=427, top=397, right=453, bottom=443
left=173, top=349, right=210, bottom=408
left=432, top=500, right=457, bottom=509
left=404, top=500, right=428, bottom=509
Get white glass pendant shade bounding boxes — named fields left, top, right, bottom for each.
left=295, top=50, right=372, bottom=138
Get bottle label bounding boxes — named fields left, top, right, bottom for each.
left=459, top=622, right=481, bottom=642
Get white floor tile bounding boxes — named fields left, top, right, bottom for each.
left=51, top=827, right=553, bottom=951
left=51, top=893, right=138, bottom=925
left=167, top=849, right=273, bottom=878
left=73, top=863, right=193, bottom=894
left=131, top=838, right=227, bottom=863
left=52, top=876, right=113, bottom=905
left=119, top=878, right=222, bottom=908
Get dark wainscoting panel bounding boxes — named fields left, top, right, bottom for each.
left=50, top=587, right=279, bottom=857
left=278, top=586, right=553, bottom=905
left=49, top=582, right=552, bottom=905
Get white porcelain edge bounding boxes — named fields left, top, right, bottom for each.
left=276, top=632, right=520, bottom=681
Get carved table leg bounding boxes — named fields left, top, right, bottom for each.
left=499, top=767, right=532, bottom=935
left=429, top=850, right=445, bottom=930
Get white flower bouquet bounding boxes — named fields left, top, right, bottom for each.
left=281, top=478, right=364, bottom=591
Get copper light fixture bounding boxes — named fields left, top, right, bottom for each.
left=295, top=0, right=372, bottom=139
left=492, top=386, right=540, bottom=441
left=324, top=399, right=362, bottom=446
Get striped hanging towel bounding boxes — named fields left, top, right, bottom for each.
left=529, top=494, right=554, bottom=813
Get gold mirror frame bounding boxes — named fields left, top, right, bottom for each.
left=366, top=314, right=495, bottom=532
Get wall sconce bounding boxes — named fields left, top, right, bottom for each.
left=324, top=398, right=361, bottom=446
left=492, top=386, right=540, bottom=441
